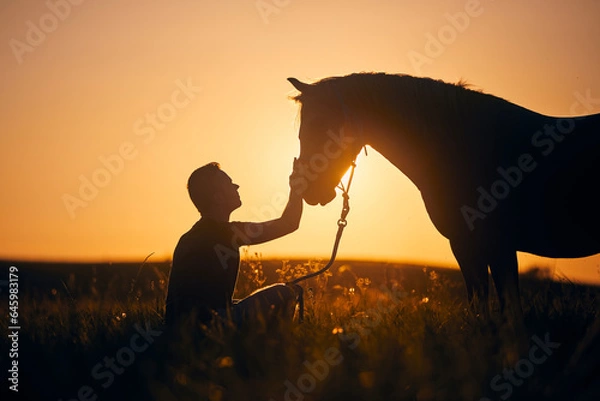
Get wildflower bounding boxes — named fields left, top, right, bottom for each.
left=217, top=356, right=234, bottom=368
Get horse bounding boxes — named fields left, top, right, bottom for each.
left=288, top=72, right=600, bottom=321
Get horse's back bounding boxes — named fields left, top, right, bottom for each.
left=514, top=113, right=600, bottom=257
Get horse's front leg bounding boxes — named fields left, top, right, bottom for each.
left=450, top=237, right=490, bottom=318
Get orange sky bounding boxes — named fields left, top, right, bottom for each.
left=1, top=0, right=599, bottom=284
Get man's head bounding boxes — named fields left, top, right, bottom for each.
left=188, top=162, right=241, bottom=215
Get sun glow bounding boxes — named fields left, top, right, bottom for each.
left=337, top=147, right=368, bottom=194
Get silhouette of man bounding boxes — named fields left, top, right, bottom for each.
left=165, top=161, right=303, bottom=328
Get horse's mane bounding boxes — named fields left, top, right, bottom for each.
left=290, top=73, right=492, bottom=117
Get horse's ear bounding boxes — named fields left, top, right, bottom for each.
left=288, top=77, right=311, bottom=93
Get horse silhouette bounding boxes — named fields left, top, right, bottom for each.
left=288, top=73, right=600, bottom=320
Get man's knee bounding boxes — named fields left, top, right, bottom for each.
left=267, top=283, right=302, bottom=305
left=239, top=283, right=303, bottom=321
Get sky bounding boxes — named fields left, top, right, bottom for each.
left=1, top=0, right=599, bottom=284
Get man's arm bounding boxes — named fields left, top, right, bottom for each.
left=232, top=161, right=303, bottom=245
left=232, top=191, right=302, bottom=245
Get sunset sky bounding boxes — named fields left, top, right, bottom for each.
left=1, top=0, right=599, bottom=284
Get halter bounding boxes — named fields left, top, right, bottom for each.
left=287, top=87, right=365, bottom=285
left=336, top=85, right=368, bottom=158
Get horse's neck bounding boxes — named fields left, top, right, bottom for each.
left=361, top=86, right=540, bottom=192
left=360, top=95, right=457, bottom=190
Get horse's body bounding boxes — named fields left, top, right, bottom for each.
left=289, top=73, right=600, bottom=319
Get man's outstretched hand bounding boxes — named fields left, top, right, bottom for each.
left=289, top=157, right=306, bottom=198
left=232, top=157, right=304, bottom=245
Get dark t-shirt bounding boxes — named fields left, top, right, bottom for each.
left=165, top=218, right=241, bottom=324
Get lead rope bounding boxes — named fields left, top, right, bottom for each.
left=286, top=87, right=363, bottom=322
left=286, top=158, right=358, bottom=285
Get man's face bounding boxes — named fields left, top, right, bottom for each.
left=212, top=170, right=242, bottom=212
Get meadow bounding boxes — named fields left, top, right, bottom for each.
left=0, top=255, right=598, bottom=401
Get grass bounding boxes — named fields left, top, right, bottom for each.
left=0, top=255, right=598, bottom=401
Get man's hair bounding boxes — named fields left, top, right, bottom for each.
left=187, top=162, right=222, bottom=213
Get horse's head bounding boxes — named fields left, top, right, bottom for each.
left=288, top=77, right=363, bottom=206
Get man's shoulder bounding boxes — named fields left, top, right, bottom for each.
left=173, top=219, right=236, bottom=258
left=184, top=219, right=236, bottom=239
